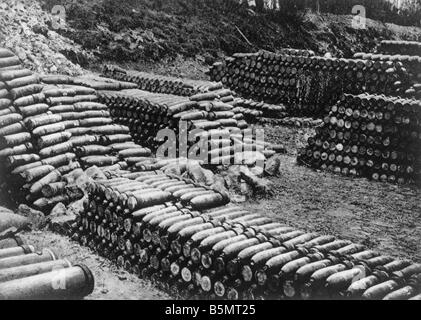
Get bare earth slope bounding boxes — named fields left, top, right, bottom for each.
left=1, top=0, right=418, bottom=76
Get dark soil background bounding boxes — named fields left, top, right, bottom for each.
left=40, top=0, right=421, bottom=74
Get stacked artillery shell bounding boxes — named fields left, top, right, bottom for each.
left=39, top=77, right=152, bottom=171
left=99, top=90, right=193, bottom=149
left=353, top=52, right=420, bottom=98
left=232, top=98, right=288, bottom=123
left=41, top=74, right=138, bottom=91
left=99, top=88, right=278, bottom=167
left=274, top=49, right=315, bottom=57
left=377, top=40, right=421, bottom=57
left=103, top=65, right=224, bottom=96
left=0, top=48, right=60, bottom=205
left=208, top=50, right=409, bottom=117
left=298, top=93, right=421, bottom=185
left=69, top=172, right=230, bottom=264
left=404, top=83, right=421, bottom=100
left=71, top=174, right=421, bottom=300
left=0, top=234, right=94, bottom=300
left=0, top=50, right=85, bottom=209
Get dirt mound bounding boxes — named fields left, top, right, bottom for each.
left=0, top=0, right=94, bottom=75
left=38, top=0, right=421, bottom=73
left=1, top=0, right=420, bottom=77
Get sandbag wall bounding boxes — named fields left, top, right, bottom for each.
left=298, top=93, right=421, bottom=185
left=103, top=65, right=224, bottom=97
left=0, top=232, right=94, bottom=300
left=72, top=173, right=421, bottom=300
left=208, top=51, right=409, bottom=117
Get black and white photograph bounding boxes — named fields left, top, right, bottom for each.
left=0, top=0, right=420, bottom=305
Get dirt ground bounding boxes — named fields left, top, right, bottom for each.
left=21, top=231, right=172, bottom=300
left=241, top=125, right=421, bottom=263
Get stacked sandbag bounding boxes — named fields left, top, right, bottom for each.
left=71, top=175, right=421, bottom=300
left=298, top=93, right=421, bottom=185
left=208, top=50, right=410, bottom=117
left=377, top=40, right=421, bottom=57
left=103, top=65, right=224, bottom=96
left=0, top=233, right=94, bottom=300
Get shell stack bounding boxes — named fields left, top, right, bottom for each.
left=353, top=52, right=421, bottom=99
left=298, top=93, right=421, bottom=185
left=103, top=65, right=224, bottom=97
left=70, top=173, right=421, bottom=300
left=232, top=98, right=289, bottom=123
left=377, top=40, right=421, bottom=57
left=274, top=48, right=315, bottom=57
left=208, top=50, right=410, bottom=117
left=0, top=228, right=94, bottom=300
left=1, top=47, right=153, bottom=210
left=0, top=47, right=78, bottom=206
left=98, top=88, right=281, bottom=167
